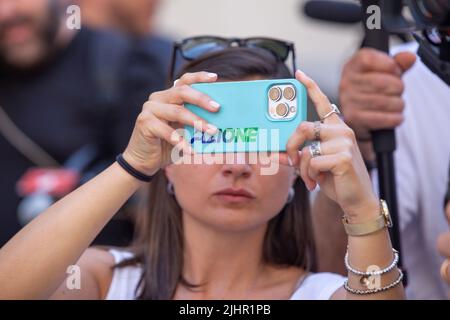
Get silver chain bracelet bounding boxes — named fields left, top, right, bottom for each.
left=345, top=248, right=399, bottom=276
left=344, top=269, right=404, bottom=295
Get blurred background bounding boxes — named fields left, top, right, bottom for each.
left=155, top=0, right=362, bottom=101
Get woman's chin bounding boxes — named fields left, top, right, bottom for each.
left=198, top=207, right=272, bottom=233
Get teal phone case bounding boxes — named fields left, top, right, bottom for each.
left=184, top=79, right=307, bottom=153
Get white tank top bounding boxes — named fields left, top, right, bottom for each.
left=105, top=249, right=346, bottom=300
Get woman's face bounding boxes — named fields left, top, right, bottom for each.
left=165, top=153, right=297, bottom=232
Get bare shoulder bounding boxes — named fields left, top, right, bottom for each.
left=50, top=248, right=115, bottom=300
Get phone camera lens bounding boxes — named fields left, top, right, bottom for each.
left=269, top=87, right=282, bottom=101
left=275, top=103, right=289, bottom=117
left=283, top=87, right=296, bottom=101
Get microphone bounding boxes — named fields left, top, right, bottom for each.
left=303, top=0, right=362, bottom=24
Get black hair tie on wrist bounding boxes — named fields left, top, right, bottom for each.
left=116, top=154, right=154, bottom=183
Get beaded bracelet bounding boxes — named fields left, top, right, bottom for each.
left=344, top=269, right=404, bottom=295
left=345, top=248, right=399, bottom=276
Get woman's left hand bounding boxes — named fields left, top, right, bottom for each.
left=283, top=70, right=379, bottom=221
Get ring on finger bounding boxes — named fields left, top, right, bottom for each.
left=321, top=103, right=341, bottom=123
left=309, top=141, right=322, bottom=158
left=313, top=121, right=321, bottom=141
left=440, top=258, right=450, bottom=284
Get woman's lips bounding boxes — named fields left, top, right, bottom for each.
left=213, top=188, right=256, bottom=203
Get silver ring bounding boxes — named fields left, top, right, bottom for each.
left=309, top=141, right=322, bottom=158
left=313, top=121, right=321, bottom=141
left=321, top=103, right=341, bottom=122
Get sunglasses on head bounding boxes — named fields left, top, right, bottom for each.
left=169, top=36, right=297, bottom=82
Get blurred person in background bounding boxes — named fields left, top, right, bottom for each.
left=80, top=0, right=172, bottom=84
left=313, top=42, right=450, bottom=299
left=0, top=0, right=167, bottom=247
left=80, top=0, right=161, bottom=36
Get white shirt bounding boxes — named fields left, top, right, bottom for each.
left=375, top=42, right=450, bottom=299
left=105, top=249, right=346, bottom=300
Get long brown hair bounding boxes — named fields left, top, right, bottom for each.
left=117, top=47, right=317, bottom=299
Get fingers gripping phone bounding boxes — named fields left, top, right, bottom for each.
left=184, top=79, right=307, bottom=153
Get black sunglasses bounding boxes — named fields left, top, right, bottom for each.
left=169, top=36, right=297, bottom=82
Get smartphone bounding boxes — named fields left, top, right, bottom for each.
left=184, top=79, right=307, bottom=153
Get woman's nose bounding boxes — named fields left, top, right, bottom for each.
left=220, top=153, right=253, bottom=179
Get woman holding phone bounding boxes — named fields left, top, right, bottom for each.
left=0, top=38, right=404, bottom=300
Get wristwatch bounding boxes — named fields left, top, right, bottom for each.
left=342, top=199, right=393, bottom=237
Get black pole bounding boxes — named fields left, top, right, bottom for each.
left=360, top=0, right=406, bottom=284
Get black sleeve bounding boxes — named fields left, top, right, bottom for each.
left=108, top=37, right=172, bottom=155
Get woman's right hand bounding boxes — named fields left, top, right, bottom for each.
left=122, top=71, right=221, bottom=176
